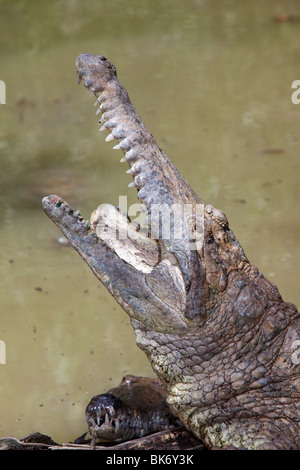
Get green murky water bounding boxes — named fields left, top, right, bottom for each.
left=0, top=0, right=299, bottom=443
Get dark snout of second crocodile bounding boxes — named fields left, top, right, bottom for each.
left=85, top=375, right=180, bottom=448
left=86, top=393, right=125, bottom=444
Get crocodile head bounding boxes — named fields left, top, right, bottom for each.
left=42, top=54, right=300, bottom=449
left=43, top=53, right=248, bottom=330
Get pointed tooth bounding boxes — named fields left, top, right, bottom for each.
left=94, top=99, right=99, bottom=107
left=131, top=161, right=141, bottom=173
left=112, top=128, right=126, bottom=140
left=138, top=188, right=147, bottom=200
left=120, top=157, right=126, bottom=162
left=134, top=175, right=143, bottom=188
left=96, top=415, right=101, bottom=426
left=98, top=94, right=106, bottom=103
left=90, top=90, right=95, bottom=96
left=99, top=124, right=106, bottom=132
left=83, top=220, right=89, bottom=228
left=103, top=119, right=115, bottom=130
left=105, top=413, right=110, bottom=425
left=126, top=168, right=134, bottom=175
left=113, top=144, right=121, bottom=150
left=73, top=210, right=79, bottom=217
left=105, top=133, right=114, bottom=142
left=125, top=148, right=138, bottom=161
left=128, top=182, right=135, bottom=188
left=100, top=103, right=109, bottom=111
left=96, top=107, right=101, bottom=116
left=102, top=111, right=113, bottom=121
left=119, top=138, right=131, bottom=150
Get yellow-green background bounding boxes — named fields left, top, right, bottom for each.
left=0, top=0, right=299, bottom=443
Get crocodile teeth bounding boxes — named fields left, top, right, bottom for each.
left=100, top=102, right=112, bottom=112
left=127, top=162, right=141, bottom=176
left=99, top=124, right=106, bottom=132
left=125, top=149, right=139, bottom=162
left=138, top=187, right=147, bottom=200
left=112, top=128, right=126, bottom=140
left=105, top=413, right=110, bottom=425
left=128, top=182, right=135, bottom=188
left=114, top=144, right=121, bottom=150
left=95, top=107, right=101, bottom=116
left=56, top=199, right=91, bottom=227
left=102, top=111, right=113, bottom=121
left=131, top=161, right=142, bottom=173
left=104, top=119, right=115, bottom=129
left=105, top=133, right=114, bottom=142
left=134, top=174, right=143, bottom=188
left=119, top=138, right=131, bottom=151
left=120, top=157, right=126, bottom=162
left=98, top=94, right=106, bottom=103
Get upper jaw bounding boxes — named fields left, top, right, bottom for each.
left=75, top=54, right=203, bottom=238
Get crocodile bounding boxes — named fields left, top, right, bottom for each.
left=42, top=53, right=300, bottom=450
left=85, top=375, right=180, bottom=448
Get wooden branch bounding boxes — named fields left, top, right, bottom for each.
left=0, top=427, right=205, bottom=451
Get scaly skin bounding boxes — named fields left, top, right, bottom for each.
left=42, top=54, right=300, bottom=449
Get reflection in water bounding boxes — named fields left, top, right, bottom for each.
left=0, top=0, right=299, bottom=443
